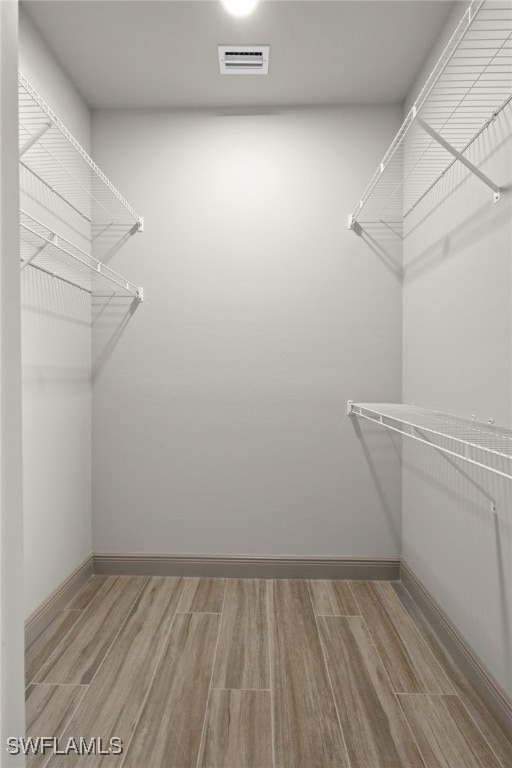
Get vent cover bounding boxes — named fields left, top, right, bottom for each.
left=218, top=45, right=270, bottom=75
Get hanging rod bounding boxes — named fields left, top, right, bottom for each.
left=18, top=72, right=144, bottom=232
left=20, top=211, right=143, bottom=301
left=348, top=401, right=512, bottom=482
left=348, top=0, right=512, bottom=228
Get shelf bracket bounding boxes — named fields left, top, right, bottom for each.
left=347, top=215, right=361, bottom=235
left=19, top=121, right=52, bottom=157
left=21, top=232, right=55, bottom=271
left=417, top=117, right=501, bottom=202
left=137, top=217, right=144, bottom=233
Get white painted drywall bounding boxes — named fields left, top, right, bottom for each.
left=1, top=1, right=25, bottom=761
left=402, top=3, right=512, bottom=697
left=19, top=7, right=90, bottom=150
left=19, top=7, right=93, bottom=619
left=404, top=1, right=468, bottom=115
left=91, top=105, right=403, bottom=557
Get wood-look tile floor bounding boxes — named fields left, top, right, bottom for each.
left=25, top=577, right=512, bottom=768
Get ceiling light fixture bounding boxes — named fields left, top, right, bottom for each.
left=221, top=0, right=260, bottom=19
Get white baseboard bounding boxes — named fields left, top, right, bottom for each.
left=401, top=559, right=512, bottom=738
left=93, top=552, right=401, bottom=580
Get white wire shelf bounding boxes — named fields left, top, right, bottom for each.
left=19, top=71, right=143, bottom=232
left=349, top=0, right=512, bottom=228
left=349, top=402, right=512, bottom=481
left=20, top=211, right=142, bottom=301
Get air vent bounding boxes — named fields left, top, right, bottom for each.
left=218, top=45, right=270, bottom=75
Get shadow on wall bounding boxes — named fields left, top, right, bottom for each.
left=403, top=191, right=511, bottom=284
left=92, top=295, right=140, bottom=381
left=92, top=221, right=140, bottom=264
left=350, top=416, right=402, bottom=552
left=402, top=119, right=512, bottom=283
left=351, top=106, right=512, bottom=287
left=21, top=267, right=90, bottom=326
left=403, top=439, right=512, bottom=694
left=356, top=221, right=403, bottom=281
left=20, top=165, right=91, bottom=242
left=21, top=268, right=91, bottom=390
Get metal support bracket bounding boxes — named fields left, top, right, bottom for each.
left=347, top=400, right=354, bottom=416
left=417, top=117, right=501, bottom=202
left=19, top=122, right=52, bottom=157
left=347, top=215, right=362, bottom=235
left=137, top=287, right=144, bottom=303
left=137, top=217, right=144, bottom=233
left=21, top=233, right=55, bottom=271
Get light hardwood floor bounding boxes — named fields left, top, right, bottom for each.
left=25, top=577, right=512, bottom=768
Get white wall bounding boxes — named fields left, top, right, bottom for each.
left=19, top=7, right=93, bottom=618
left=18, top=7, right=90, bottom=150
left=402, top=1, right=512, bottom=698
left=405, top=1, right=469, bottom=115
left=91, top=105, right=403, bottom=557
left=1, top=1, right=26, bottom=761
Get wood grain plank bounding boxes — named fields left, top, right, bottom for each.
left=67, top=575, right=110, bottom=610
left=212, top=579, right=269, bottom=690
left=199, top=689, right=272, bottom=768
left=393, top=582, right=512, bottom=768
left=351, top=581, right=454, bottom=694
left=26, top=610, right=81, bottom=685
left=270, top=580, right=349, bottom=768
left=399, top=694, right=503, bottom=768
left=318, top=616, right=424, bottom=768
left=35, top=576, right=147, bottom=685
left=177, top=577, right=226, bottom=613
left=309, top=580, right=359, bottom=616
left=122, top=612, right=220, bottom=768
left=25, top=684, right=87, bottom=768
left=45, top=577, right=184, bottom=768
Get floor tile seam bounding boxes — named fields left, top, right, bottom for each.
left=307, top=581, right=362, bottom=619
left=117, top=578, right=187, bottom=768
left=394, top=583, right=512, bottom=766
left=394, top=690, right=430, bottom=768
left=452, top=692, right=509, bottom=768
left=66, top=576, right=110, bottom=612
left=210, top=687, right=272, bottom=692
left=36, top=576, right=150, bottom=768
left=30, top=679, right=89, bottom=768
left=267, top=580, right=276, bottom=768
left=380, top=583, right=458, bottom=695
left=33, top=577, right=149, bottom=686
left=352, top=582, right=457, bottom=695
left=195, top=579, right=228, bottom=768
left=69, top=576, right=150, bottom=689
left=347, top=582, right=429, bottom=768
left=28, top=682, right=89, bottom=689
left=26, top=613, right=84, bottom=688
left=306, top=580, right=353, bottom=768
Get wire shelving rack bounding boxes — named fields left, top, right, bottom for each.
left=20, top=211, right=142, bottom=300
left=348, top=402, right=512, bottom=482
left=19, top=72, right=143, bottom=300
left=348, top=0, right=512, bottom=229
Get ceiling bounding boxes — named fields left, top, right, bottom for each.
left=23, top=0, right=456, bottom=109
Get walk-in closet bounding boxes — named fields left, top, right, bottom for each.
left=0, top=1, right=511, bottom=766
